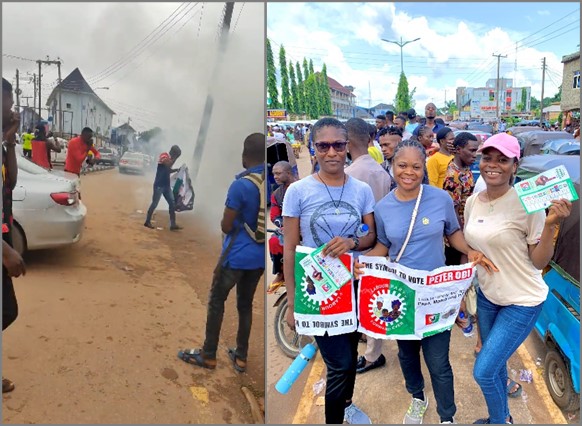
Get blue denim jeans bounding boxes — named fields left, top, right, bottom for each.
left=473, top=289, right=543, bottom=423
left=145, top=186, right=176, bottom=227
left=397, top=330, right=456, bottom=421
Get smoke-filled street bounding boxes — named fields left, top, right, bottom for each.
left=2, top=169, right=265, bottom=424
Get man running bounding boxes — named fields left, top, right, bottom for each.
left=144, top=145, right=182, bottom=231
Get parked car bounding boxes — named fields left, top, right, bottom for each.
left=11, top=155, right=87, bottom=255
left=518, top=131, right=574, bottom=157
left=118, top=151, right=146, bottom=174
left=517, top=155, right=580, bottom=412
left=96, top=147, right=119, bottom=166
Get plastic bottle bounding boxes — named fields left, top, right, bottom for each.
left=275, top=343, right=317, bottom=394
left=459, top=311, right=474, bottom=337
left=355, top=224, right=369, bottom=238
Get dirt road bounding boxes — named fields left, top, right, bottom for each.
left=2, top=169, right=264, bottom=424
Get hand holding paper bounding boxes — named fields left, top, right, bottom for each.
left=545, top=198, right=572, bottom=227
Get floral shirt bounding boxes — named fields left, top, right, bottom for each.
left=442, top=160, right=474, bottom=228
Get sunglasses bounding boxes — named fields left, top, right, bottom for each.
left=314, top=141, right=348, bottom=153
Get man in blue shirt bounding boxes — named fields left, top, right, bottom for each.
left=178, top=133, right=265, bottom=373
left=144, top=145, right=182, bottom=230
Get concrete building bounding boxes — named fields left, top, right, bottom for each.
left=46, top=68, right=115, bottom=139
left=328, top=76, right=356, bottom=119
left=560, top=51, right=580, bottom=126
left=457, top=79, right=531, bottom=120
left=112, top=122, right=137, bottom=151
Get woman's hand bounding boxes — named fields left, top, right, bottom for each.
left=545, top=199, right=572, bottom=228
left=354, top=260, right=367, bottom=280
left=322, top=237, right=353, bottom=258
left=467, top=249, right=499, bottom=274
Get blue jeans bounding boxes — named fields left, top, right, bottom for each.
left=314, top=331, right=360, bottom=424
left=145, top=186, right=176, bottom=227
left=473, top=289, right=543, bottom=423
left=397, top=330, right=456, bottom=421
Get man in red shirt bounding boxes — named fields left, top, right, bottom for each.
left=64, top=127, right=101, bottom=175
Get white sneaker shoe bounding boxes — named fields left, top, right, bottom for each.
left=403, top=398, right=429, bottom=424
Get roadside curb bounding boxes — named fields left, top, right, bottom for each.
left=292, top=352, right=325, bottom=424
left=81, top=165, right=115, bottom=175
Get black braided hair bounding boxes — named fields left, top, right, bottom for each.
left=393, top=138, right=427, bottom=163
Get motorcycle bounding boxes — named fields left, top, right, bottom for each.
left=268, top=225, right=316, bottom=359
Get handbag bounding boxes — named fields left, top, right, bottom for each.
left=393, top=185, right=423, bottom=263
left=464, top=281, right=478, bottom=316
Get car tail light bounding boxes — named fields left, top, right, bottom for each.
left=51, top=191, right=78, bottom=206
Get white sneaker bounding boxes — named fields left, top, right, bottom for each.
left=403, top=398, right=429, bottom=424
left=344, top=403, right=372, bottom=424
left=440, top=419, right=456, bottom=424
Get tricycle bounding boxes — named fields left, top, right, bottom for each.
left=517, top=154, right=580, bottom=412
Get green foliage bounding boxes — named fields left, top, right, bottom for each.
left=295, top=61, right=305, bottom=114
left=289, top=61, right=299, bottom=115
left=266, top=39, right=280, bottom=109
left=303, top=58, right=309, bottom=79
left=138, top=127, right=162, bottom=143
left=444, top=100, right=457, bottom=115
left=320, top=64, right=333, bottom=116
left=309, top=59, right=315, bottom=76
left=394, top=72, right=413, bottom=113
left=304, top=73, right=320, bottom=119
left=279, top=45, right=292, bottom=111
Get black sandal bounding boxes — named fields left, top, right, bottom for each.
left=2, top=377, right=15, bottom=393
left=227, top=348, right=247, bottom=373
left=177, top=349, right=216, bottom=370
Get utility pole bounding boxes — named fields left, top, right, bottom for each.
left=540, top=57, right=546, bottom=121
left=38, top=60, right=42, bottom=118
left=492, top=53, right=507, bottom=119
left=57, top=61, right=63, bottom=135
left=15, top=69, right=21, bottom=134
left=514, top=42, right=518, bottom=87
left=32, top=74, right=37, bottom=115
left=36, top=57, right=62, bottom=122
left=191, top=2, right=234, bottom=182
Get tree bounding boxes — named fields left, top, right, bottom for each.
left=266, top=39, right=280, bottom=108
left=289, top=60, right=299, bottom=115
left=309, top=59, right=315, bottom=76
left=443, top=100, right=457, bottom=116
left=138, top=127, right=162, bottom=143
left=295, top=61, right=305, bottom=114
left=279, top=45, right=292, bottom=111
left=320, top=64, right=333, bottom=116
left=394, top=72, right=414, bottom=113
left=303, top=58, right=309, bottom=79
left=520, top=88, right=527, bottom=112
left=304, top=73, right=320, bottom=119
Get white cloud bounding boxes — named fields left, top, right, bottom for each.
left=267, top=2, right=566, bottom=111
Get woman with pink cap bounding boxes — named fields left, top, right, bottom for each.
left=463, top=133, right=573, bottom=424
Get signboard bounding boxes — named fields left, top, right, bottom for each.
left=358, top=257, right=475, bottom=340
left=267, top=109, right=287, bottom=119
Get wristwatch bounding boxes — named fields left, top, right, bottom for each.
left=351, top=236, right=360, bottom=251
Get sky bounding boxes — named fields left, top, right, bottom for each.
left=2, top=2, right=264, bottom=232
left=267, top=2, right=580, bottom=112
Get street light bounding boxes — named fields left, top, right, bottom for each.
left=381, top=37, right=421, bottom=74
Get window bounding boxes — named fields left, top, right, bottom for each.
left=66, top=103, right=72, bottom=109
left=573, top=71, right=580, bottom=89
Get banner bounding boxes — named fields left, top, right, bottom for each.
left=171, top=164, right=195, bottom=212
left=358, top=257, right=475, bottom=340
left=294, top=246, right=356, bottom=336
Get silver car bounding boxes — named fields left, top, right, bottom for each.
left=11, top=156, right=87, bottom=254
left=118, top=152, right=146, bottom=174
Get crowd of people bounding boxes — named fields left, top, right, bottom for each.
left=274, top=105, right=573, bottom=424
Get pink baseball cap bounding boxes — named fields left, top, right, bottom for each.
left=478, top=132, right=521, bottom=159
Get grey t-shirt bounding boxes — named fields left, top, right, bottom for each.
left=283, top=175, right=375, bottom=252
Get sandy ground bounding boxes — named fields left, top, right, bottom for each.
left=2, top=168, right=264, bottom=424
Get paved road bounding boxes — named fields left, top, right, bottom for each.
left=2, top=168, right=264, bottom=424
left=265, top=143, right=576, bottom=424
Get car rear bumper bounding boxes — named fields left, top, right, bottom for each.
left=21, top=202, right=87, bottom=251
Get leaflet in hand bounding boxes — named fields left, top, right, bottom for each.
left=298, top=244, right=352, bottom=298
left=514, top=165, right=579, bottom=214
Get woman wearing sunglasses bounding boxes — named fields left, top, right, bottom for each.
left=282, top=118, right=377, bottom=424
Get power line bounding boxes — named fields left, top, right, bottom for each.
left=2, top=53, right=36, bottom=62
left=106, top=5, right=203, bottom=87
left=232, top=3, right=245, bottom=33
left=197, top=2, right=205, bottom=39
left=87, top=2, right=194, bottom=85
